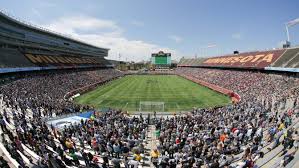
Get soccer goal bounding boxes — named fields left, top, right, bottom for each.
left=139, top=101, right=165, bottom=112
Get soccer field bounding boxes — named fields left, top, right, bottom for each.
left=74, top=75, right=231, bottom=112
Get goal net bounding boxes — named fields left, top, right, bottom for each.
left=139, top=101, right=165, bottom=112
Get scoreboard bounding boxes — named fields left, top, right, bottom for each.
left=151, top=51, right=171, bottom=66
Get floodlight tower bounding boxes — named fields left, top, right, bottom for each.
left=285, top=18, right=299, bottom=47
left=285, top=24, right=290, bottom=42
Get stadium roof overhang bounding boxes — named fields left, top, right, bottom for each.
left=0, top=11, right=110, bottom=51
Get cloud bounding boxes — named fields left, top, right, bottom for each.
left=131, top=20, right=144, bottom=27
left=41, top=16, right=179, bottom=61
left=77, top=34, right=178, bottom=61
left=201, top=44, right=217, bottom=49
left=46, top=16, right=122, bottom=36
left=232, top=32, right=242, bottom=40
left=207, top=44, right=217, bottom=48
left=168, top=35, right=182, bottom=43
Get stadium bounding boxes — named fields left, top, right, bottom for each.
left=0, top=2, right=299, bottom=168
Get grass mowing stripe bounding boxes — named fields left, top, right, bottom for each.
left=75, top=75, right=231, bottom=112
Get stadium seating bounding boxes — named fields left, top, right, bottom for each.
left=177, top=58, right=188, bottom=66
left=179, top=47, right=299, bottom=71
left=178, top=58, right=206, bottom=67
left=24, top=53, right=110, bottom=67
left=203, top=49, right=285, bottom=68
left=178, top=48, right=299, bottom=70
left=0, top=48, right=34, bottom=68
left=0, top=69, right=123, bottom=114
left=0, top=9, right=299, bottom=168
left=0, top=65, right=298, bottom=168
left=174, top=67, right=299, bottom=167
left=0, top=11, right=112, bottom=73
left=0, top=47, right=112, bottom=74
left=272, top=47, right=299, bottom=68
left=254, top=49, right=286, bottom=68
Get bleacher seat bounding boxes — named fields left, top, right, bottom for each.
left=272, top=48, right=299, bottom=68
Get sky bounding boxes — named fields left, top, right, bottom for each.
left=0, top=0, right=299, bottom=62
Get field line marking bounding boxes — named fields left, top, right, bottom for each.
left=97, top=100, right=103, bottom=104
left=176, top=103, right=181, bottom=110
left=122, top=102, right=129, bottom=109
left=77, top=75, right=230, bottom=111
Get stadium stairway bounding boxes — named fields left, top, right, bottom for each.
left=143, top=125, right=158, bottom=167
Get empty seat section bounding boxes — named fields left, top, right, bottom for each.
left=284, top=51, right=299, bottom=68
left=0, top=48, right=35, bottom=68
left=272, top=48, right=299, bottom=67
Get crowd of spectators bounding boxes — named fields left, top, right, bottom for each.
left=0, top=67, right=298, bottom=168
left=1, top=106, right=148, bottom=168
left=0, top=68, right=128, bottom=167
left=0, top=68, right=123, bottom=117
left=145, top=68, right=299, bottom=167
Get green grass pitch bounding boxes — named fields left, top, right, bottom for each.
left=74, top=75, right=231, bottom=112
